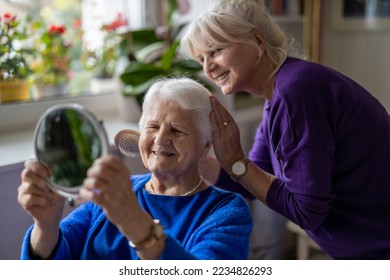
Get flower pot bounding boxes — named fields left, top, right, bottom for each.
left=0, top=80, right=30, bottom=103
left=90, top=77, right=118, bottom=94
left=33, top=83, right=68, bottom=99
left=115, top=91, right=142, bottom=123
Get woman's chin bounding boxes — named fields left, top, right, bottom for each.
left=221, top=87, right=235, bottom=95
left=219, top=82, right=236, bottom=95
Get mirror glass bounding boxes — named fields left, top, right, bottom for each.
left=34, top=103, right=109, bottom=198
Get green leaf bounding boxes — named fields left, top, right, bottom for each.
left=135, top=41, right=165, bottom=62
left=161, top=41, right=180, bottom=70
left=122, top=29, right=162, bottom=53
left=168, top=0, right=179, bottom=27
left=122, top=77, right=159, bottom=96
left=120, top=63, right=165, bottom=85
left=172, top=59, right=203, bottom=71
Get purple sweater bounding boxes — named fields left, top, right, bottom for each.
left=217, top=57, right=390, bottom=259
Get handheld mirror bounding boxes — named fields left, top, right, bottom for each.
left=33, top=103, right=109, bottom=199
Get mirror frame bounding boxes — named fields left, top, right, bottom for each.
left=33, top=103, right=109, bottom=198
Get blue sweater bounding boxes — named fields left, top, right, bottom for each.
left=21, top=173, right=252, bottom=260
left=217, top=57, right=390, bottom=259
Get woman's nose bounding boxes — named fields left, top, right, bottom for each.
left=155, top=130, right=171, bottom=145
left=204, top=57, right=216, bottom=74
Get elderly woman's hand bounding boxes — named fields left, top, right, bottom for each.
left=81, top=155, right=162, bottom=258
left=18, top=160, right=66, bottom=258
left=209, top=96, right=245, bottom=171
left=80, top=155, right=151, bottom=235
left=17, top=159, right=65, bottom=228
left=80, top=155, right=135, bottom=224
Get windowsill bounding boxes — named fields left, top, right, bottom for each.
left=0, top=92, right=139, bottom=167
left=0, top=92, right=118, bottom=132
left=0, top=91, right=264, bottom=167
left=0, top=115, right=139, bottom=167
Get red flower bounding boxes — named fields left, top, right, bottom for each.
left=2, top=12, right=17, bottom=23
left=73, top=18, right=81, bottom=29
left=102, top=13, right=127, bottom=31
left=3, top=12, right=16, bottom=20
left=48, top=24, right=66, bottom=35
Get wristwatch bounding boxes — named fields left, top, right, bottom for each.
left=129, top=219, right=165, bottom=251
left=230, top=158, right=250, bottom=182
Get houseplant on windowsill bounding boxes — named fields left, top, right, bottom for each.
left=0, top=12, right=34, bottom=103
left=31, top=23, right=71, bottom=98
left=82, top=13, right=127, bottom=94
left=117, top=0, right=210, bottom=122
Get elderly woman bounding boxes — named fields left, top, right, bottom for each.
left=17, top=77, right=252, bottom=260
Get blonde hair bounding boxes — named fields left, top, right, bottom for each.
left=181, top=0, right=290, bottom=75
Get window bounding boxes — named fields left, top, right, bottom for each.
left=0, top=0, right=157, bottom=106
left=0, top=0, right=166, bottom=134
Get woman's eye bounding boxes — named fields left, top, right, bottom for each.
left=213, top=48, right=223, bottom=55
left=171, top=128, right=185, bottom=134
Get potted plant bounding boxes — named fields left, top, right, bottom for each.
left=31, top=22, right=71, bottom=98
left=0, top=12, right=34, bottom=102
left=117, top=0, right=209, bottom=121
left=120, top=39, right=205, bottom=105
left=81, top=13, right=127, bottom=94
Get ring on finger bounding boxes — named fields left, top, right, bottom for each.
left=93, top=188, right=102, bottom=195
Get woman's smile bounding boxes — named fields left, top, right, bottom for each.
left=152, top=150, right=175, bottom=157
left=215, top=71, right=230, bottom=82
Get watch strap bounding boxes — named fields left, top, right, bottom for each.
left=129, top=219, right=164, bottom=251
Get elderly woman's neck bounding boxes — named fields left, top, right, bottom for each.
left=148, top=173, right=206, bottom=196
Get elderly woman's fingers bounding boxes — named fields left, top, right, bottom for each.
left=24, top=159, right=52, bottom=177
left=20, top=160, right=54, bottom=199
left=79, top=185, right=99, bottom=203
left=18, top=178, right=64, bottom=220
left=81, top=155, right=138, bottom=225
left=81, top=176, right=107, bottom=205
left=20, top=168, right=49, bottom=193
left=18, top=182, right=50, bottom=208
left=81, top=155, right=132, bottom=204
left=85, top=156, right=127, bottom=193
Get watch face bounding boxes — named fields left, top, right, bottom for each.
left=232, top=161, right=246, bottom=176
left=153, top=219, right=165, bottom=239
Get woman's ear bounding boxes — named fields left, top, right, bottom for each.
left=252, top=29, right=266, bottom=51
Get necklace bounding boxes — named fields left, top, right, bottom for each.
left=147, top=176, right=204, bottom=196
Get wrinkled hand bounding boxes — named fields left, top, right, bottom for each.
left=80, top=155, right=141, bottom=228
left=81, top=155, right=165, bottom=259
left=209, top=96, right=245, bottom=171
left=17, top=159, right=65, bottom=228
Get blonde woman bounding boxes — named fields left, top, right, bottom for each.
left=182, top=0, right=390, bottom=259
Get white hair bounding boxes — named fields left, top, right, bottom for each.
left=139, top=77, right=212, bottom=144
